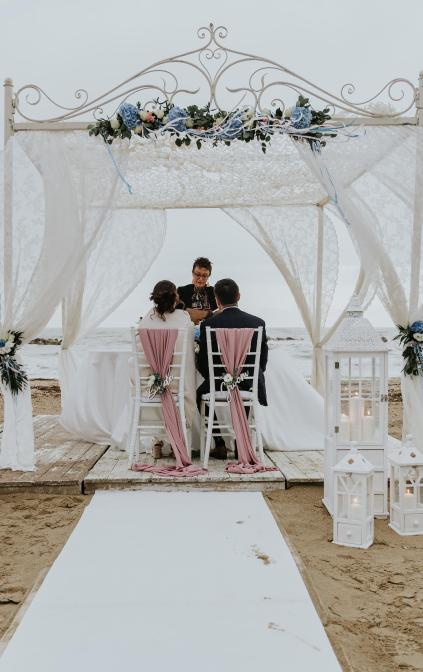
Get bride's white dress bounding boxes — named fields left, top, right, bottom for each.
left=260, top=343, right=324, bottom=451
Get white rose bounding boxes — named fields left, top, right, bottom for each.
left=283, top=106, right=292, bottom=119
left=186, top=118, right=194, bottom=128
left=262, top=107, right=271, bottom=116
left=133, top=125, right=143, bottom=134
left=413, top=333, right=423, bottom=342
left=162, top=115, right=169, bottom=124
left=147, top=374, right=156, bottom=386
left=110, top=117, right=120, bottom=130
left=139, top=111, right=148, bottom=122
left=214, top=117, right=224, bottom=126
left=223, top=373, right=233, bottom=384
left=155, top=110, right=164, bottom=120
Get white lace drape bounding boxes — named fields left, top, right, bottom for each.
left=225, top=206, right=338, bottom=393
left=0, top=132, right=122, bottom=469
left=301, top=127, right=423, bottom=448
left=59, top=209, right=166, bottom=434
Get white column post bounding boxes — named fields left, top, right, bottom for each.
left=312, top=205, right=324, bottom=393
left=3, top=78, right=14, bottom=326
left=409, top=71, right=423, bottom=314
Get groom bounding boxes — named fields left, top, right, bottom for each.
left=196, top=278, right=268, bottom=459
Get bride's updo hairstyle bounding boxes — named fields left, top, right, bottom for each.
left=150, top=280, right=178, bottom=320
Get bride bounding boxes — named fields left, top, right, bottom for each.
left=138, top=280, right=196, bottom=455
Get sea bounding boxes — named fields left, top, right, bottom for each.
left=23, top=327, right=403, bottom=380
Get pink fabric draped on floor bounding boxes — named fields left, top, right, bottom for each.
left=215, top=328, right=278, bottom=475
left=131, top=328, right=207, bottom=477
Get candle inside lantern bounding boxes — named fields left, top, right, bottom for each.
left=350, top=495, right=362, bottom=518
left=403, top=486, right=414, bottom=507
left=362, top=409, right=375, bottom=442
left=349, top=394, right=363, bottom=441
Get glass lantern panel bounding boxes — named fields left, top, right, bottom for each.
left=392, top=468, right=400, bottom=504
left=337, top=355, right=383, bottom=444
left=418, top=478, right=423, bottom=508
left=336, top=491, right=348, bottom=518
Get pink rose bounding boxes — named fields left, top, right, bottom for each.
left=146, top=112, right=155, bottom=123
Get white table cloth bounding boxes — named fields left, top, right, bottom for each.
left=60, top=344, right=324, bottom=452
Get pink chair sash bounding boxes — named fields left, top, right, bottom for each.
left=215, top=328, right=278, bottom=475
left=132, top=329, right=206, bottom=477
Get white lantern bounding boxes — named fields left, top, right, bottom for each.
left=323, top=295, right=389, bottom=516
left=389, top=434, right=423, bottom=535
left=333, top=443, right=374, bottom=549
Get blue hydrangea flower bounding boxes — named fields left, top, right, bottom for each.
left=167, top=106, right=187, bottom=132
left=193, top=326, right=201, bottom=341
left=0, top=340, right=5, bottom=347
left=118, top=103, right=140, bottom=129
left=290, top=106, right=312, bottom=129
left=220, top=114, right=243, bottom=140
left=410, top=321, right=423, bottom=333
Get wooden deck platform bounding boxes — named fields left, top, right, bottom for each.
left=84, top=446, right=285, bottom=493
left=0, top=416, right=324, bottom=494
left=269, top=450, right=324, bottom=485
left=0, top=416, right=107, bottom=494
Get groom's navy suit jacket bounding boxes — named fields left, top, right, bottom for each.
left=196, top=306, right=268, bottom=406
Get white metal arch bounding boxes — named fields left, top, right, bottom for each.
left=3, top=22, right=422, bottom=144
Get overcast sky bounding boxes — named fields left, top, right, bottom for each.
left=2, top=0, right=423, bottom=328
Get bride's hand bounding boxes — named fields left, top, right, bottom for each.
left=186, top=308, right=210, bottom=324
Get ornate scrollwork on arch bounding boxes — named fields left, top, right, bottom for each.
left=12, top=23, right=417, bottom=124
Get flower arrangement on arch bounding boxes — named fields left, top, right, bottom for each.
left=88, top=95, right=335, bottom=153
left=0, top=330, right=28, bottom=395
left=146, top=371, right=174, bottom=399
left=394, top=322, right=423, bottom=376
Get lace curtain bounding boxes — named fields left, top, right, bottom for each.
left=59, top=208, right=166, bottom=433
left=0, top=132, right=122, bottom=469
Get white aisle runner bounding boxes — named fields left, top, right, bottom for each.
left=0, top=492, right=341, bottom=672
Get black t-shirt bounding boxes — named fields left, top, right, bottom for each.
left=177, top=284, right=217, bottom=312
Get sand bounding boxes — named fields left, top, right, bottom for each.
left=0, top=494, right=89, bottom=638
left=266, top=487, right=423, bottom=672
left=0, top=377, right=417, bottom=671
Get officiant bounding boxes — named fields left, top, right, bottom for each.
left=177, top=257, right=217, bottom=324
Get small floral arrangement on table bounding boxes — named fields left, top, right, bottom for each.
left=88, top=95, right=334, bottom=153
left=146, top=371, right=174, bottom=399
left=221, top=369, right=249, bottom=396
left=0, top=330, right=28, bottom=395
left=394, top=321, right=423, bottom=376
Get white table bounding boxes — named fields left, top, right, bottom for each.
left=60, top=345, right=325, bottom=452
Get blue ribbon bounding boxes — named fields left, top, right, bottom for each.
left=106, top=145, right=133, bottom=195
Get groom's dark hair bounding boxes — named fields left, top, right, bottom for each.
left=214, top=279, right=239, bottom=306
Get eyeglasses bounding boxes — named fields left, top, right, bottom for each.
left=193, top=271, right=210, bottom=280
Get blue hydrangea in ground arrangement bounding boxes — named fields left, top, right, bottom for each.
left=88, top=94, right=335, bottom=152
left=394, top=321, right=423, bottom=375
